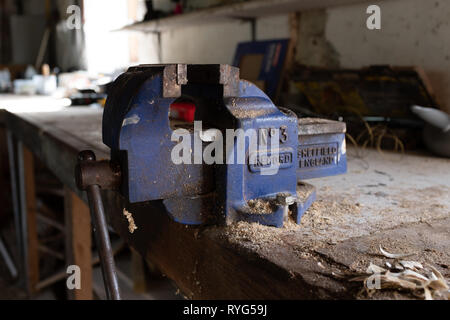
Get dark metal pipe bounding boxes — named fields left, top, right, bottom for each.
left=76, top=150, right=121, bottom=300
left=6, top=131, right=22, bottom=280
left=0, top=236, right=18, bottom=279
left=86, top=184, right=121, bottom=300
left=17, top=140, right=29, bottom=292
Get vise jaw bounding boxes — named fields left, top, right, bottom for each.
left=102, top=64, right=346, bottom=227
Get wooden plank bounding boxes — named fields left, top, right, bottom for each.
left=22, top=145, right=39, bottom=294
left=131, top=248, right=147, bottom=293
left=107, top=189, right=450, bottom=299
left=64, top=187, right=93, bottom=300
left=4, top=108, right=108, bottom=201
left=107, top=198, right=321, bottom=299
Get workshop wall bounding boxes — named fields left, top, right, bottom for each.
left=161, top=21, right=251, bottom=64
left=155, top=14, right=290, bottom=64
left=141, top=0, right=450, bottom=112
left=326, top=0, right=450, bottom=112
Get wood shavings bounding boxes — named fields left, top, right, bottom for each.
left=379, top=245, right=415, bottom=259
left=424, top=287, right=433, bottom=300
left=393, top=263, right=404, bottom=270
left=427, top=264, right=445, bottom=282
left=371, top=273, right=418, bottom=290
left=214, top=213, right=312, bottom=255
left=367, top=263, right=386, bottom=274
left=332, top=271, right=346, bottom=279
left=350, top=246, right=449, bottom=300
left=221, top=221, right=286, bottom=250
left=123, top=208, right=137, bottom=234
left=399, top=260, right=423, bottom=271
left=396, top=269, right=429, bottom=282
left=428, top=279, right=449, bottom=291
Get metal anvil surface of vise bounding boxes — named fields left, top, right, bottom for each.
left=101, top=64, right=347, bottom=228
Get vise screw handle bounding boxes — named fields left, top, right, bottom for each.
left=75, top=150, right=121, bottom=300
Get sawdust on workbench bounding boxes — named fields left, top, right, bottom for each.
left=223, top=218, right=295, bottom=247
left=211, top=193, right=448, bottom=299
left=220, top=196, right=362, bottom=252
left=300, top=198, right=362, bottom=230
left=247, top=199, right=275, bottom=214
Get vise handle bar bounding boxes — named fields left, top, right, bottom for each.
left=75, top=150, right=121, bottom=300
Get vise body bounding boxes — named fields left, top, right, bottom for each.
left=102, top=64, right=346, bottom=228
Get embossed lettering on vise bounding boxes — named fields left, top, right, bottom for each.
left=298, top=143, right=339, bottom=169
left=249, top=148, right=294, bottom=172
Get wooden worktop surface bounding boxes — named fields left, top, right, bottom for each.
left=3, top=108, right=449, bottom=299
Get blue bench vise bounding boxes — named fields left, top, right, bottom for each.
left=100, top=64, right=346, bottom=228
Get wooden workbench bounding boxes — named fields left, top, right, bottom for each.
left=3, top=108, right=450, bottom=299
